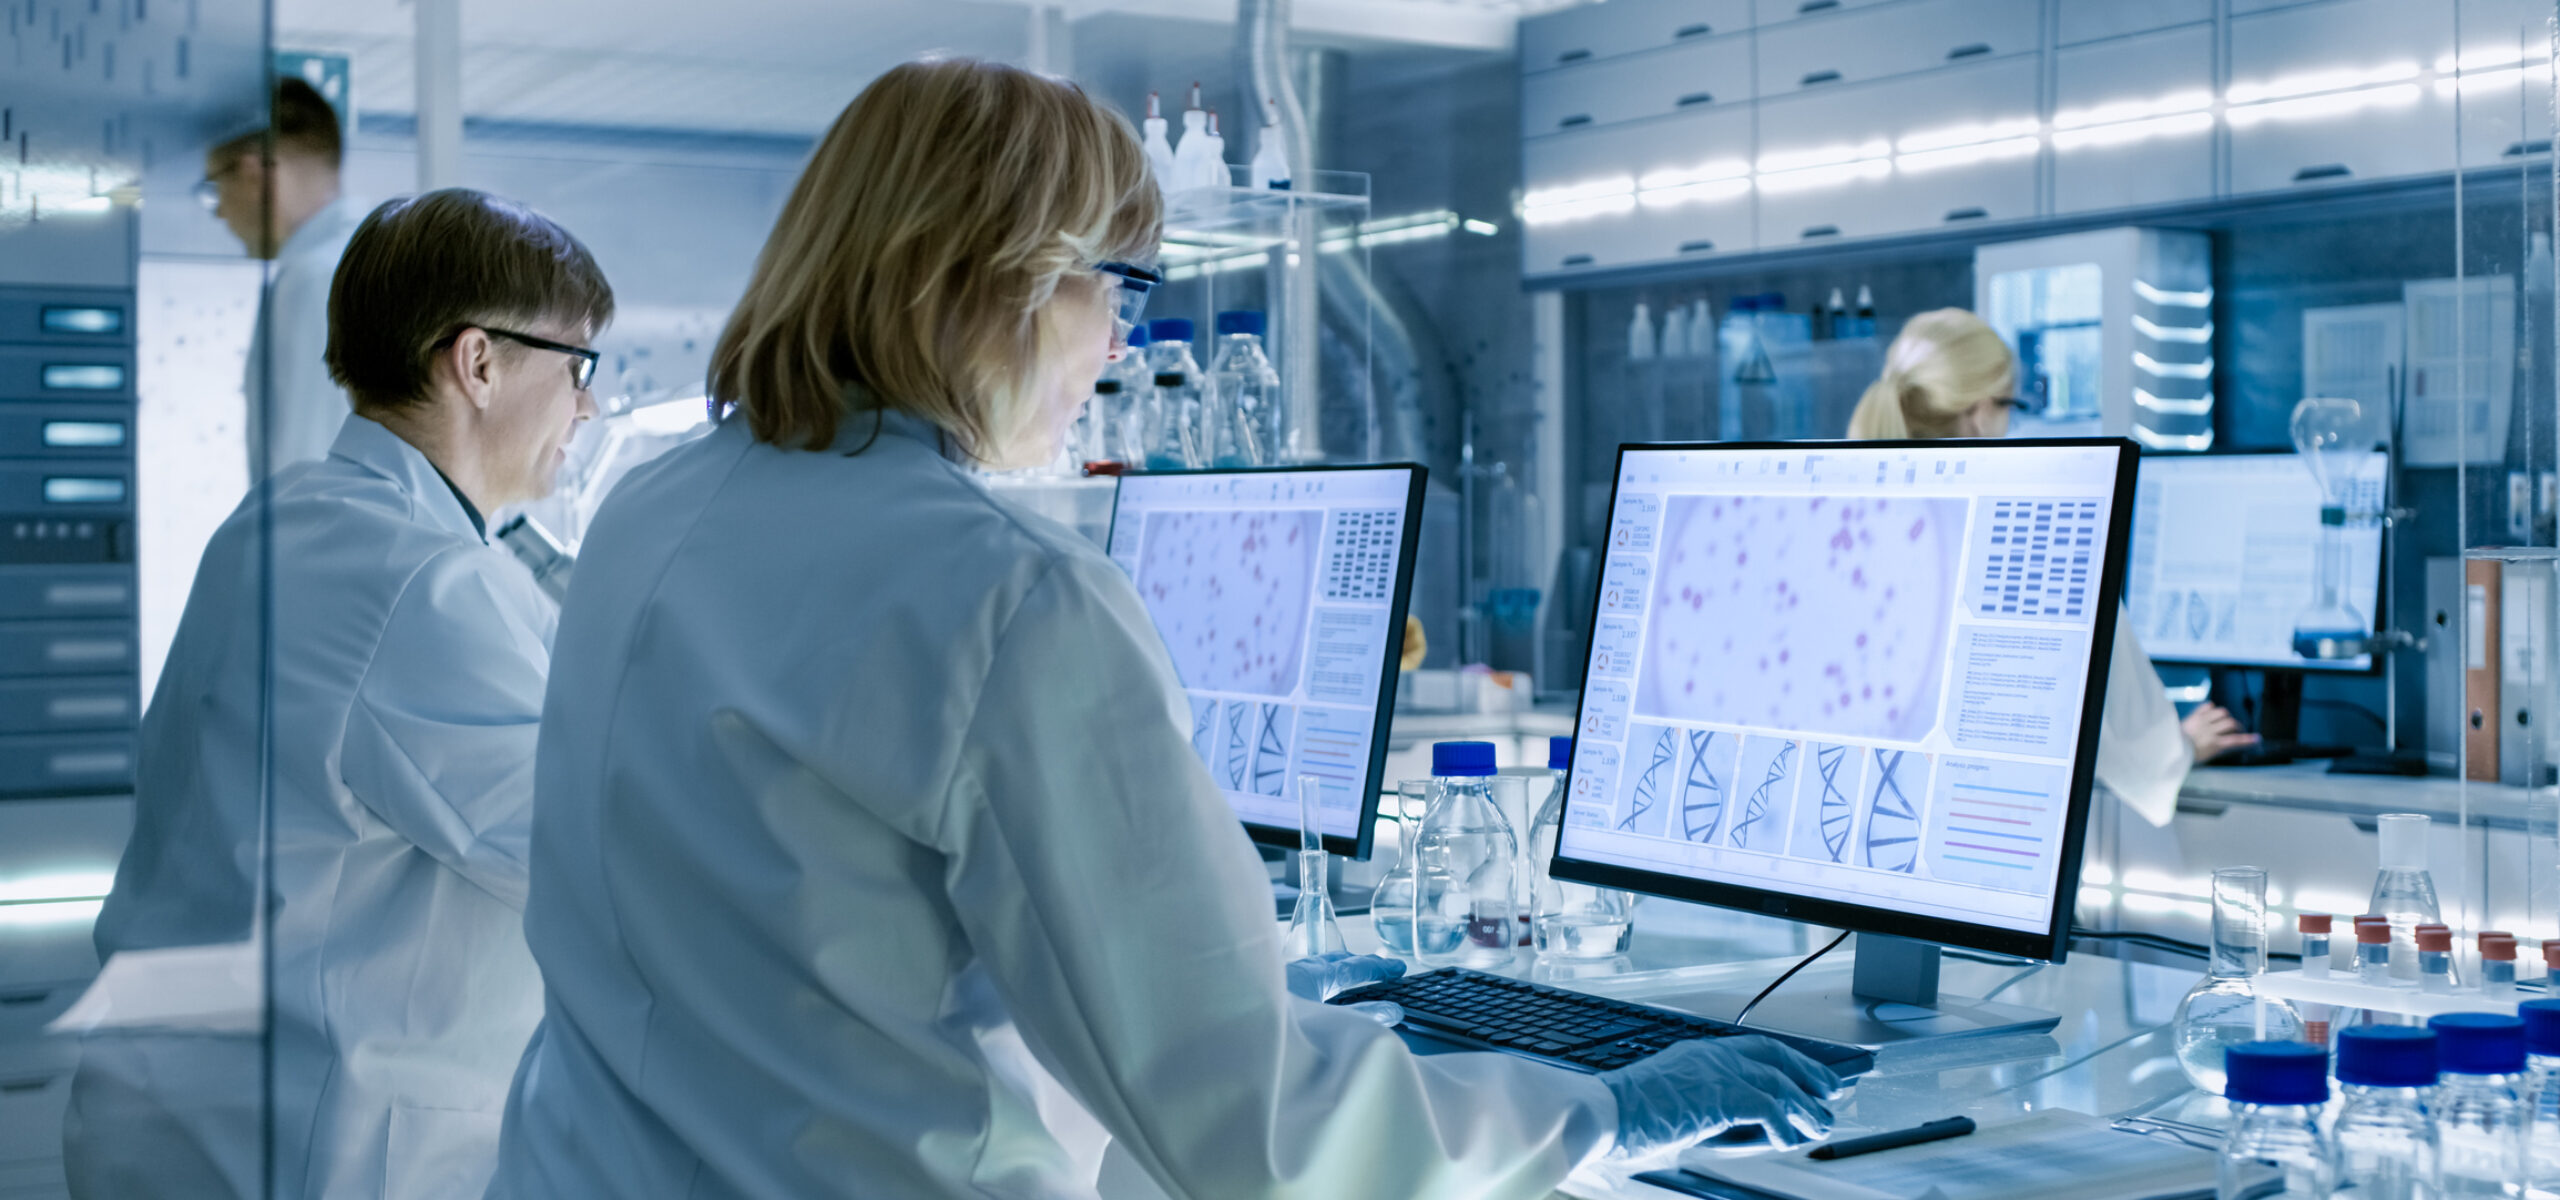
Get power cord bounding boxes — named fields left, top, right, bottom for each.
left=2069, top=926, right=2300, bottom=965
left=1731, top=929, right=1851, bottom=1029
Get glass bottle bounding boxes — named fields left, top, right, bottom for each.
left=2428, top=1013, right=2528, bottom=1198
left=1366, top=779, right=1430, bottom=957
left=2177, top=867, right=2307, bottom=1093
left=2332, top=1026, right=2440, bottom=1200
left=2369, top=813, right=2451, bottom=986
left=1099, top=324, right=1150, bottom=468
left=1206, top=310, right=1277, bottom=468
left=1526, top=736, right=1634, bottom=959
left=1411, top=741, right=1520, bottom=969
left=1280, top=774, right=1345, bottom=960
left=2521, top=1000, right=2560, bottom=1199
left=1142, top=318, right=1204, bottom=470
left=2220, top=1042, right=2337, bottom=1200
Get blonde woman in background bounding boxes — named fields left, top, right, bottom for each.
left=1846, top=309, right=2256, bottom=827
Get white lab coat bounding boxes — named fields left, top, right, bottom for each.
left=487, top=411, right=1616, bottom=1200
left=244, top=196, right=362, bottom=481
left=2095, top=614, right=2192, bottom=827
left=69, top=414, right=555, bottom=1200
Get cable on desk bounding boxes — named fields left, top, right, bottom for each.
left=1731, top=929, right=1851, bottom=1029
left=1980, top=963, right=2044, bottom=1001
left=2070, top=927, right=2303, bottom=965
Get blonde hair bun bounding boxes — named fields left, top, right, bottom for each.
left=1846, top=308, right=2017, bottom=440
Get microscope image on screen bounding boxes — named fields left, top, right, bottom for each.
left=1133, top=508, right=1322, bottom=696
left=1636, top=494, right=1965, bottom=743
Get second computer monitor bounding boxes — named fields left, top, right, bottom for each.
left=1106, top=464, right=1425, bottom=861
left=1552, top=439, right=2139, bottom=962
left=2126, top=449, right=2389, bottom=672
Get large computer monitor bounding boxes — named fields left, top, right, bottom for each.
left=2126, top=449, right=2389, bottom=672
left=1550, top=439, right=2139, bottom=1045
left=1106, top=464, right=1426, bottom=861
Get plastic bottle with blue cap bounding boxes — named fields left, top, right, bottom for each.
left=2331, top=1026, right=2439, bottom=1198
left=1206, top=310, right=1278, bottom=467
left=1411, top=741, right=1520, bottom=969
left=2429, top=1012, right=2528, bottom=1196
left=2520, top=998, right=2560, bottom=1196
left=1142, top=317, right=1204, bottom=469
left=2219, top=1042, right=2335, bottom=1200
left=1523, top=736, right=1635, bottom=960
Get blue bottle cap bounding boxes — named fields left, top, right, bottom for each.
left=2224, top=1042, right=2329, bottom=1105
left=1124, top=324, right=1150, bottom=349
left=2522, top=999, right=2560, bottom=1058
left=1548, top=735, right=1574, bottom=771
left=1215, top=310, right=1266, bottom=337
left=1146, top=317, right=1194, bottom=344
left=2428, top=1012, right=2528, bottom=1075
left=2336, top=1026, right=2438, bottom=1088
left=1431, top=741, right=1497, bottom=777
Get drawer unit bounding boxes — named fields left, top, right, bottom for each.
left=0, top=406, right=131, bottom=461
left=2450, top=0, right=2557, bottom=169
left=1755, top=55, right=2041, bottom=245
left=0, top=287, right=129, bottom=347
left=0, top=731, right=136, bottom=797
left=2055, top=0, right=2211, bottom=45
left=0, top=463, right=132, bottom=515
left=1754, top=0, right=2039, bottom=98
left=0, top=985, right=80, bottom=1047
left=1521, top=0, right=1752, bottom=74
left=0, top=568, right=134, bottom=620
left=1525, top=106, right=1757, bottom=275
left=0, top=518, right=130, bottom=570
left=2227, top=0, right=2458, bottom=195
left=0, top=1061, right=71, bottom=1165
left=0, top=347, right=133, bottom=404
left=1752, top=0, right=1901, bottom=28
left=0, top=623, right=136, bottom=678
left=0, top=677, right=138, bottom=734
left=2052, top=25, right=2217, bottom=215
left=1522, top=30, right=1753, bottom=137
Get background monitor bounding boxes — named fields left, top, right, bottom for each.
left=1550, top=439, right=2138, bottom=967
left=1107, top=464, right=1425, bottom=861
left=2126, top=449, right=2389, bottom=673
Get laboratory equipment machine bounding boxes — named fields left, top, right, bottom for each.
left=1976, top=227, right=2214, bottom=450
left=1104, top=463, right=1426, bottom=861
left=1550, top=437, right=2141, bottom=1048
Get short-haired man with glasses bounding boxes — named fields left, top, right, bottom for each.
left=68, top=188, right=613, bottom=1200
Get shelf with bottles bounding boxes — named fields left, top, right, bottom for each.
left=1159, top=166, right=1372, bottom=264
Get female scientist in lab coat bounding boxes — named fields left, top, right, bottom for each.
left=488, top=58, right=1839, bottom=1200
left=1846, top=308, right=2258, bottom=825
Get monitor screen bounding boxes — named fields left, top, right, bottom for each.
left=1551, top=439, right=2138, bottom=961
left=1107, top=464, right=1425, bottom=860
left=2126, top=450, right=2388, bottom=672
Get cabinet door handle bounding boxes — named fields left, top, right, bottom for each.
left=2505, top=139, right=2552, bottom=158
left=1946, top=42, right=1992, bottom=60
left=2292, top=163, right=2352, bottom=182
left=1674, top=22, right=1713, bottom=38
left=1557, top=48, right=1592, bottom=64
left=1800, top=70, right=1843, bottom=87
left=1798, top=0, right=1840, bottom=12
left=1676, top=92, right=1715, bottom=107
left=1558, top=114, right=1594, bottom=128
left=1561, top=254, right=1596, bottom=267
left=0, top=1076, right=55, bottom=1094
left=1802, top=224, right=1842, bottom=240
left=1678, top=239, right=1717, bottom=254
left=0, top=989, right=50, bottom=1006
left=1944, top=207, right=1989, bottom=222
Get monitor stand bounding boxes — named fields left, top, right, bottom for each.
left=1684, top=935, right=2061, bottom=1050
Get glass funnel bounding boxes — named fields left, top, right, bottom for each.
left=2289, top=397, right=2385, bottom=659
left=2175, top=867, right=2307, bottom=1093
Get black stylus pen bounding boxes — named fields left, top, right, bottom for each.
left=1805, top=1116, right=1976, bottom=1161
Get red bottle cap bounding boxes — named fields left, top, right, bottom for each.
left=2545, top=940, right=2560, bottom=970
left=2298, top=913, right=2333, bottom=934
left=2356, top=916, right=2392, bottom=945
left=2416, top=927, right=2453, bottom=953
left=2480, top=933, right=2516, bottom=961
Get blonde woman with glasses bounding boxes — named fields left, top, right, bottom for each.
left=487, top=58, right=1836, bottom=1200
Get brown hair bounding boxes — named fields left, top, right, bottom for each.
left=212, top=77, right=343, bottom=171
left=325, top=188, right=615, bottom=409
left=708, top=57, right=1162, bottom=459
left=1846, top=308, right=2018, bottom=439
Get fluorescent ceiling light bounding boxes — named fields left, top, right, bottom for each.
left=2051, top=111, right=2214, bottom=152
left=2134, top=386, right=2214, bottom=415
left=2227, top=82, right=2421, bottom=128
left=2437, top=47, right=2530, bottom=73
left=1755, top=139, right=1891, bottom=175
left=2133, top=351, right=2214, bottom=380
left=1638, top=178, right=1751, bottom=208
left=1522, top=176, right=1634, bottom=209
left=1638, top=159, right=1750, bottom=190
left=2052, top=89, right=2214, bottom=131
left=1895, top=135, right=2039, bottom=174
left=2131, top=425, right=2215, bottom=452
left=2226, top=61, right=2419, bottom=105
left=2131, top=313, right=2214, bottom=343
left=1753, top=156, right=1892, bottom=194
left=2132, top=280, right=2213, bottom=307
left=1522, top=193, right=1636, bottom=225
left=0, top=870, right=115, bottom=904
left=1896, top=116, right=2040, bottom=154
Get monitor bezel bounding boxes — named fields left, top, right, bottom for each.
left=2131, top=446, right=2392, bottom=676
left=1106, top=461, right=1428, bottom=863
left=1548, top=437, right=2142, bottom=964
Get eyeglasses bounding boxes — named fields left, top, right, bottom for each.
left=191, top=178, right=223, bottom=213
left=1094, top=261, right=1162, bottom=347
left=1996, top=384, right=2050, bottom=416
left=480, top=327, right=601, bottom=390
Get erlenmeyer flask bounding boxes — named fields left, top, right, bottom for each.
left=2174, top=866, right=2306, bottom=1093
left=1281, top=773, right=1346, bottom=960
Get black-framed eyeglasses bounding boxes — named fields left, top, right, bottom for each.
left=1094, top=261, right=1162, bottom=347
left=191, top=178, right=224, bottom=213
left=481, top=327, right=600, bottom=390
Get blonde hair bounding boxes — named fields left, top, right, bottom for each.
left=709, top=58, right=1162, bottom=459
left=1845, top=308, right=2017, bottom=439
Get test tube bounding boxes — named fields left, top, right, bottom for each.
left=2415, top=923, right=2452, bottom=994
left=2545, top=939, right=2560, bottom=985
left=2302, top=1000, right=2332, bottom=1047
left=2479, top=932, right=2517, bottom=999
left=2299, top=913, right=2332, bottom=979
left=2356, top=914, right=2393, bottom=986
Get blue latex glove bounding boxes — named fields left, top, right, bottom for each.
left=1599, top=1036, right=1844, bottom=1157
left=1284, top=952, right=1406, bottom=1026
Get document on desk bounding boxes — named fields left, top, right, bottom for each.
left=1674, top=1110, right=2232, bottom=1200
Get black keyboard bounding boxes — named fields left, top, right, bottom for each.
left=1329, top=967, right=1875, bottom=1077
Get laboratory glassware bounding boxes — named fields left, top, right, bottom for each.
left=2301, top=913, right=2333, bottom=979
left=2176, top=867, right=2307, bottom=1093
left=1168, top=83, right=1210, bottom=193
left=1250, top=98, right=1290, bottom=190
left=1143, top=319, right=1204, bottom=469
left=1659, top=303, right=1690, bottom=360
left=1103, top=325, right=1151, bottom=466
left=2357, top=915, right=2395, bottom=986
left=1851, top=285, right=1876, bottom=338
left=1206, top=311, right=1278, bottom=468
left=2416, top=925, right=2454, bottom=994
left=1627, top=302, right=1656, bottom=362
left=1411, top=741, right=1520, bottom=970
left=1526, top=737, right=1634, bottom=959
left=2331, top=1026, right=2441, bottom=1200
left=1367, top=779, right=1430, bottom=956
left=2429, top=1013, right=2528, bottom=1197
left=1281, top=773, right=1346, bottom=960
left=2219, top=1042, right=2337, bottom=1200
left=1189, top=108, right=1228, bottom=190
left=2368, top=814, right=2450, bottom=986
left=2478, top=934, right=2517, bottom=999
left=2521, top=1000, right=2560, bottom=1198
left=1140, top=91, right=1176, bottom=197
left=2290, top=395, right=2386, bottom=659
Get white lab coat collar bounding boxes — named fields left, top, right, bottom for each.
left=835, top=403, right=973, bottom=466
left=326, top=413, right=486, bottom=545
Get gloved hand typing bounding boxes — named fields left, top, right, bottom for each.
left=1283, top=952, right=1407, bottom=1026
left=1599, top=1036, right=1844, bottom=1157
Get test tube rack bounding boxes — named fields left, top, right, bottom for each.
left=2255, top=967, right=2549, bottom=1019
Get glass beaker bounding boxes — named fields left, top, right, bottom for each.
left=1526, top=768, right=1634, bottom=959
left=1412, top=747, right=1521, bottom=969
left=2176, top=867, right=2307, bottom=1093
left=1367, top=779, right=1431, bottom=956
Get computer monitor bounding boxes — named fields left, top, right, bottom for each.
left=2126, top=449, right=2389, bottom=673
left=1550, top=438, right=2139, bottom=1046
left=1106, top=464, right=1426, bottom=861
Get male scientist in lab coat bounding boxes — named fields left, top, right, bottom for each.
left=200, top=77, right=365, bottom=480
left=65, top=188, right=612, bottom=1200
